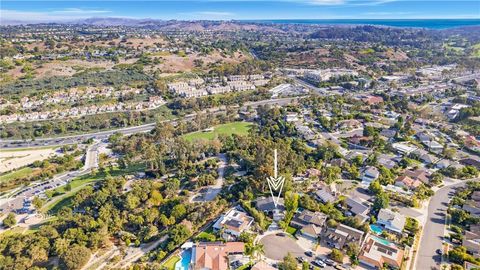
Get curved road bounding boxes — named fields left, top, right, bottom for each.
left=415, top=180, right=470, bottom=270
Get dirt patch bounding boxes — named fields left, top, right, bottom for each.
left=0, top=148, right=58, bottom=173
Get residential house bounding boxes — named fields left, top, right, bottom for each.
left=251, top=261, right=277, bottom=270
left=392, top=142, right=418, bottom=155
left=463, top=200, right=480, bottom=218
left=190, top=242, right=244, bottom=270
left=378, top=154, right=399, bottom=169
left=377, top=208, right=406, bottom=234
left=463, top=225, right=480, bottom=258
left=361, top=166, right=380, bottom=185
left=395, top=175, right=422, bottom=190
left=464, top=136, right=480, bottom=153
left=359, top=235, right=405, bottom=269
left=436, top=159, right=452, bottom=169
left=254, top=197, right=285, bottom=221
left=285, top=113, right=299, bottom=122
left=315, top=188, right=336, bottom=203
left=336, top=119, right=362, bottom=132
left=380, top=129, right=397, bottom=140
left=296, top=224, right=320, bottom=239
left=345, top=197, right=370, bottom=222
left=290, top=210, right=328, bottom=238
left=362, top=96, right=384, bottom=106
left=460, top=158, right=480, bottom=170
left=325, top=223, right=365, bottom=249
left=213, top=207, right=254, bottom=240
left=404, top=169, right=431, bottom=186
left=412, top=149, right=439, bottom=164
left=345, top=151, right=368, bottom=163
left=305, top=168, right=322, bottom=178
left=331, top=158, right=348, bottom=168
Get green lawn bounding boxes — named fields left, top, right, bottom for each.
left=195, top=231, right=217, bottom=242
left=0, top=167, right=34, bottom=183
left=182, top=122, right=253, bottom=142
left=162, top=255, right=180, bottom=270
left=286, top=226, right=298, bottom=235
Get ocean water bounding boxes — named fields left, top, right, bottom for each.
left=240, top=19, right=480, bottom=29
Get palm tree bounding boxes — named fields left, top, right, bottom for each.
left=248, top=242, right=265, bottom=261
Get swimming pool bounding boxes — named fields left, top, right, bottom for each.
left=372, top=236, right=393, bottom=246
left=370, top=224, right=383, bottom=235
left=175, top=248, right=192, bottom=270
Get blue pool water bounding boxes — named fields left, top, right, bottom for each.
left=175, top=248, right=192, bottom=270
left=370, top=224, right=383, bottom=235
left=372, top=236, right=393, bottom=246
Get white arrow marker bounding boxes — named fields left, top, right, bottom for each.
left=267, top=149, right=285, bottom=208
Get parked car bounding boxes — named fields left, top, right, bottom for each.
left=305, top=250, right=314, bottom=257
left=324, top=259, right=336, bottom=266
left=436, top=248, right=443, bottom=255
left=312, top=260, right=326, bottom=268
left=296, top=256, right=305, bottom=263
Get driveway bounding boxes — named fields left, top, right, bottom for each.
left=189, top=153, right=227, bottom=202
left=260, top=234, right=306, bottom=261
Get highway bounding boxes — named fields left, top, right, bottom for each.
left=0, top=142, right=102, bottom=214
left=0, top=97, right=300, bottom=149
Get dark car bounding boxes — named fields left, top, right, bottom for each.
left=305, top=251, right=314, bottom=257
left=296, top=256, right=305, bottom=263
left=436, top=248, right=443, bottom=255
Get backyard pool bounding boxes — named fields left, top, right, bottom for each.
left=175, top=248, right=192, bottom=270
left=370, top=224, right=383, bottom=235
left=372, top=235, right=393, bottom=246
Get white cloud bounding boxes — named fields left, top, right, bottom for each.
left=0, top=8, right=111, bottom=22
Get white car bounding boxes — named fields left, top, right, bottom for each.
left=313, top=260, right=326, bottom=268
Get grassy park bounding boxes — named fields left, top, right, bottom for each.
left=0, top=167, right=35, bottom=184
left=182, top=122, right=253, bottom=142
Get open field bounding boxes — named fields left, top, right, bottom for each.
left=182, top=122, right=253, bottom=141
left=0, top=147, right=58, bottom=173
left=0, top=167, right=36, bottom=184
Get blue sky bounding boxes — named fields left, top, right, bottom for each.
left=1, top=0, right=479, bottom=22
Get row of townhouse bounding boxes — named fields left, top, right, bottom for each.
left=303, top=68, right=359, bottom=83
left=1, top=96, right=165, bottom=124
left=167, top=75, right=270, bottom=98
left=19, top=87, right=144, bottom=109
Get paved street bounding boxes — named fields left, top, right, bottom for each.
left=415, top=181, right=468, bottom=270
left=0, top=142, right=103, bottom=214
left=0, top=97, right=301, bottom=149
left=259, top=233, right=339, bottom=269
